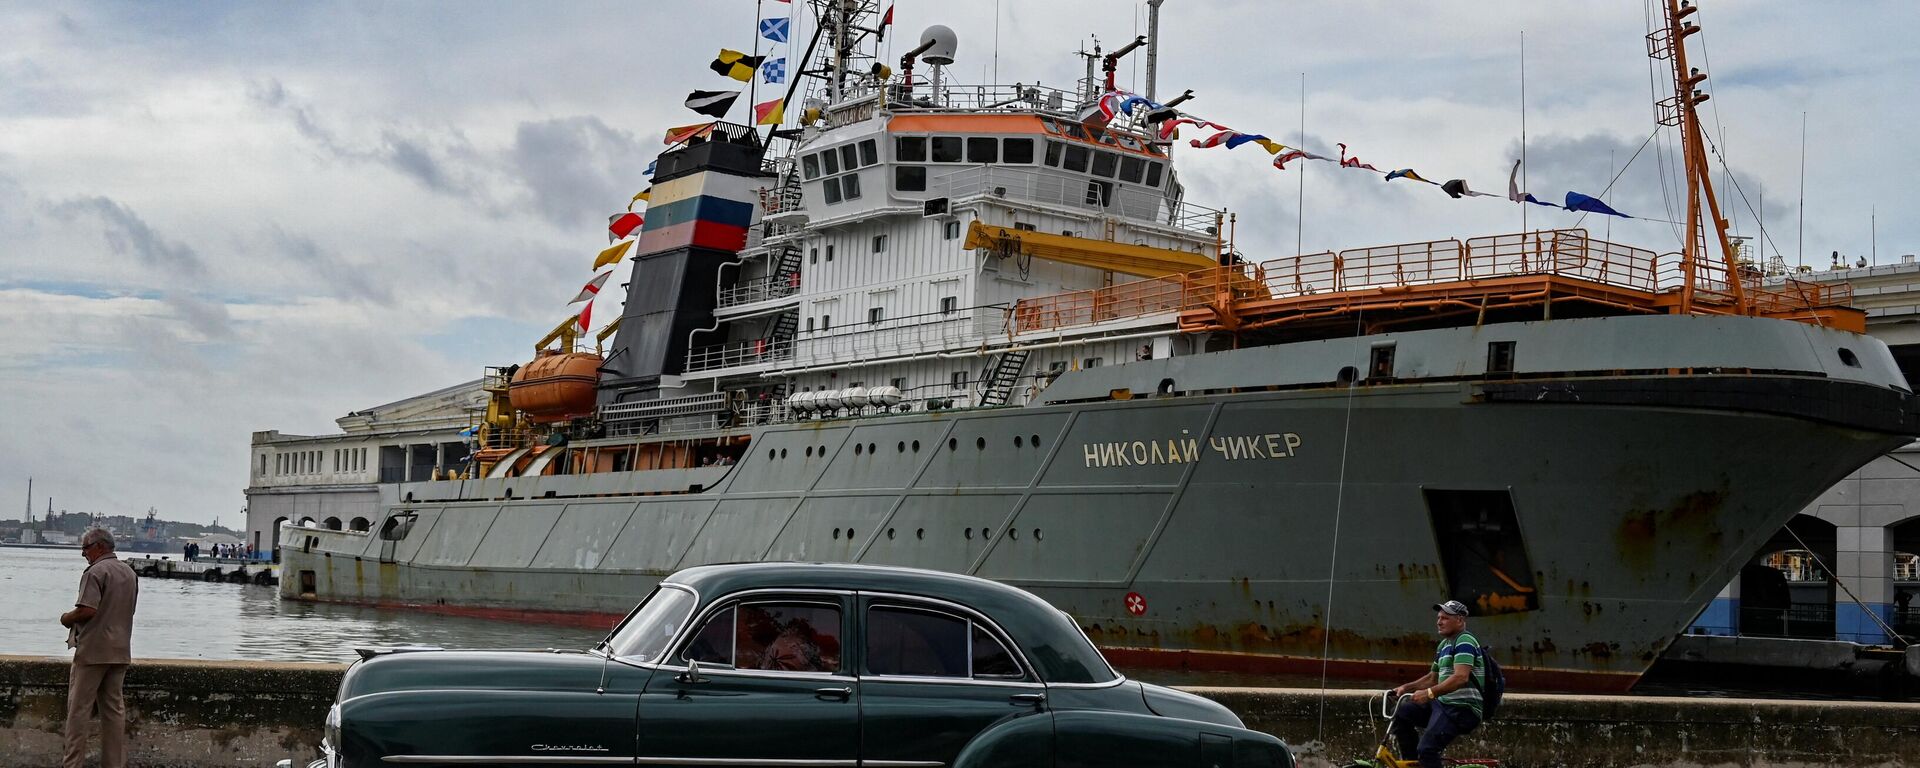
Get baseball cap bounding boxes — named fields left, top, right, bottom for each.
left=1433, top=600, right=1470, bottom=617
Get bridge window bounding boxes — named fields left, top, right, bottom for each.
left=1145, top=161, right=1164, bottom=188
left=841, top=174, right=861, bottom=200
left=802, top=153, right=820, bottom=179
left=859, top=139, right=878, bottom=166
left=1003, top=138, right=1035, bottom=164
left=1091, top=151, right=1118, bottom=179
left=895, top=165, right=926, bottom=192
left=1062, top=145, right=1090, bottom=173
left=821, top=149, right=840, bottom=175
left=822, top=178, right=843, bottom=204
left=1119, top=155, right=1145, bottom=184
left=967, top=137, right=998, bottom=164
left=932, top=136, right=963, bottom=162
left=896, top=136, right=926, bottom=162
left=1044, top=140, right=1064, bottom=167
left=839, top=144, right=859, bottom=170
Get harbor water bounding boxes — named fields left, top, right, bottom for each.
left=0, top=547, right=602, bottom=663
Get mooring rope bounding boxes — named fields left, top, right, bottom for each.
left=1315, top=310, right=1366, bottom=742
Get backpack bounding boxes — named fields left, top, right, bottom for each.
left=1472, top=647, right=1507, bottom=721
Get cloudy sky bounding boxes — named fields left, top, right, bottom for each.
left=2, top=1, right=1914, bottom=526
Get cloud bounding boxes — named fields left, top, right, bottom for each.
left=507, top=116, right=652, bottom=228
left=46, top=195, right=207, bottom=277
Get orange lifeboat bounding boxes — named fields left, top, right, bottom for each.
left=508, top=350, right=601, bottom=423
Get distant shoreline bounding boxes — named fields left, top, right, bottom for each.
left=0, top=542, right=81, bottom=551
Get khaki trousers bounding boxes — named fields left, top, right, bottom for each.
left=65, top=662, right=129, bottom=768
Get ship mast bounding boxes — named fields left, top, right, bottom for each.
left=1652, top=0, right=1744, bottom=313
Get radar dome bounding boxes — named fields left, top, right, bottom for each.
left=920, top=25, right=958, bottom=66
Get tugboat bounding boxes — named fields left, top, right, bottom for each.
left=279, top=0, right=1920, bottom=692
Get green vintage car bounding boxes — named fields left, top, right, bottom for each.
left=321, top=562, right=1295, bottom=768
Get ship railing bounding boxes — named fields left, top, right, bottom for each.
left=848, top=81, right=1082, bottom=116
left=685, top=338, right=796, bottom=372
left=1011, top=273, right=1193, bottom=333
left=1012, top=228, right=1859, bottom=333
left=931, top=166, right=1220, bottom=240
left=793, top=305, right=1013, bottom=368
left=759, top=174, right=805, bottom=217
left=718, top=274, right=802, bottom=308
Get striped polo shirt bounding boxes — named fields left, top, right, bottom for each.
left=1432, top=631, right=1485, bottom=716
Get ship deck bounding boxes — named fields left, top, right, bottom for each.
left=1011, top=229, right=1861, bottom=340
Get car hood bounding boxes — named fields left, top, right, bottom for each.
left=1136, top=682, right=1245, bottom=729
left=338, top=649, right=618, bottom=701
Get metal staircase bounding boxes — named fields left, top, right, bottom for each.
left=976, top=349, right=1030, bottom=407
left=769, top=242, right=803, bottom=295
left=767, top=309, right=799, bottom=346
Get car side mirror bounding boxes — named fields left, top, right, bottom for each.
left=676, top=659, right=705, bottom=684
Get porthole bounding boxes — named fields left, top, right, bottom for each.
left=780, top=448, right=788, bottom=459
left=847, top=527, right=856, bottom=540
left=832, top=528, right=841, bottom=539
left=948, top=437, right=958, bottom=451
left=982, top=528, right=992, bottom=539
left=1015, top=435, right=1024, bottom=448
left=1839, top=347, right=1861, bottom=367
left=911, top=440, right=920, bottom=452
left=887, top=528, right=896, bottom=539
left=916, top=528, right=925, bottom=539
left=897, top=441, right=906, bottom=453
left=1033, top=528, right=1043, bottom=541
left=965, top=527, right=974, bottom=539
left=768, top=449, right=776, bottom=461
left=1009, top=528, right=1019, bottom=540
left=855, top=443, right=864, bottom=455
left=1031, top=434, right=1041, bottom=447
left=868, top=442, right=877, bottom=454
left=976, top=437, right=986, bottom=450
left=806, top=446, right=814, bottom=457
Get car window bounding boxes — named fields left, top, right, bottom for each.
left=685, top=600, right=843, bottom=673
left=868, top=606, right=968, bottom=677
left=971, top=624, right=1022, bottom=680
left=606, top=586, right=696, bottom=661
left=867, top=605, right=1026, bottom=680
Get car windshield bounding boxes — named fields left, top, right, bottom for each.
left=604, top=586, right=697, bottom=662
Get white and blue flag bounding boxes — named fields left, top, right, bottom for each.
left=759, top=17, right=790, bottom=43
left=761, top=58, right=787, bottom=84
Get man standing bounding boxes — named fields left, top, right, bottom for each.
left=1387, top=600, right=1485, bottom=768
left=59, top=527, right=139, bottom=768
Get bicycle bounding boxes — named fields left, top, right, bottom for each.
left=1342, top=691, right=1501, bottom=768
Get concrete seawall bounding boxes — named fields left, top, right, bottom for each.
left=2, top=655, right=1914, bottom=767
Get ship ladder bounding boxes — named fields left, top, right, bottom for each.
left=770, top=242, right=805, bottom=293
left=976, top=349, right=1031, bottom=406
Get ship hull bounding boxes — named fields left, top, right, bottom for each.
left=279, top=373, right=1907, bottom=693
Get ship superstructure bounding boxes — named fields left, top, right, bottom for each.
left=277, top=0, right=1920, bottom=692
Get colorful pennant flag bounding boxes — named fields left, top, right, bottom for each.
left=1564, top=191, right=1630, bottom=218
left=594, top=240, right=636, bottom=269
left=1384, top=168, right=1436, bottom=184
left=664, top=122, right=717, bottom=145
left=709, top=50, right=766, bottom=82
left=759, top=18, right=790, bottom=43
left=1337, top=143, right=1379, bottom=172
left=1190, top=130, right=1238, bottom=149
left=628, top=188, right=651, bottom=211
left=685, top=89, right=741, bottom=119
left=609, top=212, right=644, bottom=240
left=570, top=271, right=612, bottom=304
left=761, top=58, right=787, bottom=84
left=644, top=159, right=657, bottom=177
left=1223, top=134, right=1274, bottom=151
left=1441, top=179, right=1499, bottom=199
left=754, top=97, right=786, bottom=125
left=576, top=301, right=592, bottom=333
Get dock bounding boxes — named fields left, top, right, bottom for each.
left=1, top=655, right=1913, bottom=767
left=123, top=555, right=279, bottom=586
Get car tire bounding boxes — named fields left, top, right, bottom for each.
left=201, top=569, right=221, bottom=582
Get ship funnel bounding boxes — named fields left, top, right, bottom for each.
left=919, top=25, right=958, bottom=66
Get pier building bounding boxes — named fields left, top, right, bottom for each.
left=242, top=380, right=484, bottom=558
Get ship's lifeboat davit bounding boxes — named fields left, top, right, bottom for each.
left=508, top=350, right=601, bottom=424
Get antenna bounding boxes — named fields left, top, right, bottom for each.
left=1520, top=30, right=1527, bottom=234
left=1144, top=0, right=1165, bottom=100
left=1798, top=110, right=1807, bottom=270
